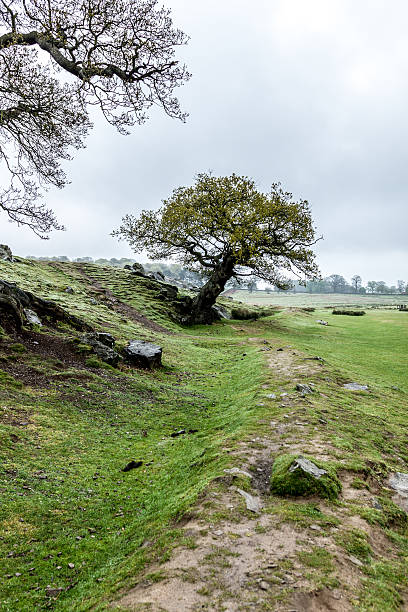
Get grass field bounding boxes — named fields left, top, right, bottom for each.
left=232, top=290, right=408, bottom=308
left=1, top=260, right=408, bottom=610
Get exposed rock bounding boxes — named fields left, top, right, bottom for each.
left=266, top=393, right=276, bottom=399
left=389, top=472, right=408, bottom=497
left=224, top=467, right=253, bottom=478
left=123, top=340, right=162, bottom=369
left=270, top=454, right=341, bottom=500
left=296, top=383, right=314, bottom=395
left=235, top=487, right=262, bottom=512
left=82, top=333, right=121, bottom=366
left=24, top=309, right=42, bottom=327
left=0, top=244, right=13, bottom=262
left=212, top=304, right=231, bottom=320
left=316, top=319, right=328, bottom=325
left=343, top=383, right=369, bottom=391
left=64, top=286, right=74, bottom=294
left=131, top=262, right=146, bottom=276
left=347, top=555, right=363, bottom=567
left=0, top=279, right=91, bottom=332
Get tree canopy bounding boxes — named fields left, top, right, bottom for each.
left=0, top=0, right=190, bottom=236
left=113, top=173, right=320, bottom=323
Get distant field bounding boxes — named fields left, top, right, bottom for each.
left=231, top=290, right=408, bottom=308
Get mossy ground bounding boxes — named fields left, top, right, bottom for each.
left=0, top=259, right=408, bottom=611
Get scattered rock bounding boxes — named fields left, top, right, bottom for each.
left=347, top=555, right=363, bottom=567
left=389, top=472, right=408, bottom=496
left=235, top=488, right=262, bottom=512
left=24, top=308, right=42, bottom=327
left=316, top=320, right=328, bottom=326
left=64, top=286, right=74, bottom=294
left=266, top=393, right=276, bottom=399
left=170, top=429, right=186, bottom=438
left=67, top=563, right=75, bottom=569
left=82, top=333, right=121, bottom=366
left=123, top=340, right=162, bottom=369
left=212, top=304, right=231, bottom=320
left=295, top=383, right=314, bottom=395
left=270, top=454, right=341, bottom=500
left=46, top=586, right=63, bottom=598
left=343, top=383, right=369, bottom=391
left=259, top=580, right=269, bottom=591
left=0, top=244, right=13, bottom=261
left=224, top=467, right=253, bottom=478
left=122, top=460, right=143, bottom=472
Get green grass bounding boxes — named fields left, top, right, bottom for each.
left=1, top=259, right=408, bottom=610
left=233, top=289, right=408, bottom=308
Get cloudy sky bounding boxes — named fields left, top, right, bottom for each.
left=4, top=0, right=408, bottom=285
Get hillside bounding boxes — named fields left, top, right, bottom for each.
left=1, top=259, right=408, bottom=611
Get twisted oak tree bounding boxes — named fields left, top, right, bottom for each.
left=113, top=173, right=321, bottom=324
left=0, top=0, right=190, bottom=236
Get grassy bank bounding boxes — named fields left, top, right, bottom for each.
left=1, top=260, right=408, bottom=610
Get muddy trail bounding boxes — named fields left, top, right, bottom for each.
left=111, top=328, right=408, bottom=611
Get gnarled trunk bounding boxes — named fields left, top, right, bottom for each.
left=188, top=256, right=235, bottom=324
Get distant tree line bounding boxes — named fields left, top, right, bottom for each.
left=264, top=274, right=407, bottom=295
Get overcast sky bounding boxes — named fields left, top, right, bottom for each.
left=3, top=0, right=408, bottom=285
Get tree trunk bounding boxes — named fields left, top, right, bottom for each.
left=188, top=256, right=235, bottom=324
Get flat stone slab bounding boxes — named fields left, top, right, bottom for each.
left=235, top=488, right=262, bottom=513
left=343, top=383, right=369, bottom=391
left=289, top=456, right=327, bottom=479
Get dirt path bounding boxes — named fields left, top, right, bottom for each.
left=111, top=329, right=407, bottom=611
left=73, top=265, right=171, bottom=334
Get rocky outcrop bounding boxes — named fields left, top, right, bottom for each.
left=82, top=332, right=121, bottom=366
left=0, top=279, right=92, bottom=332
left=123, top=340, right=162, bottom=369
left=0, top=244, right=13, bottom=262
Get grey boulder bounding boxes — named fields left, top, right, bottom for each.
left=0, top=244, right=13, bottom=262
left=24, top=309, right=42, bottom=327
left=123, top=340, right=162, bottom=369
left=82, top=332, right=121, bottom=366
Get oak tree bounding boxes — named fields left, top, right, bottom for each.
left=113, top=173, right=320, bottom=324
left=0, top=0, right=190, bottom=236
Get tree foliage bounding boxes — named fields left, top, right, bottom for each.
left=0, top=0, right=190, bottom=236
left=113, top=173, right=320, bottom=322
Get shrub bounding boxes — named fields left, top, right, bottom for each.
left=332, top=310, right=365, bottom=316
left=231, top=307, right=259, bottom=320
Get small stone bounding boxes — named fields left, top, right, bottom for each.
left=259, top=580, right=269, bottom=590
left=343, top=383, right=369, bottom=391
left=235, top=488, right=262, bottom=513
left=15, top=573, right=21, bottom=577
left=68, top=563, right=75, bottom=569
left=266, top=393, right=276, bottom=399
left=310, top=524, right=321, bottom=531
left=224, top=467, right=253, bottom=478
left=348, top=555, right=363, bottom=567
left=296, top=383, right=314, bottom=395
left=213, top=530, right=223, bottom=536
